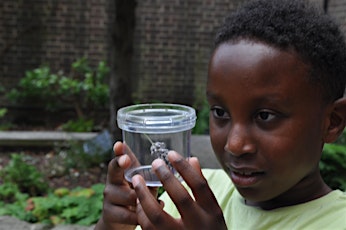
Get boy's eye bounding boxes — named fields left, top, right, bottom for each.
left=211, top=107, right=230, bottom=119
left=256, top=111, right=276, bottom=121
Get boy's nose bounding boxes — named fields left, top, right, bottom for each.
left=224, top=124, right=256, bottom=157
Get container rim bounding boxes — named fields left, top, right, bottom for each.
left=117, top=103, right=196, bottom=133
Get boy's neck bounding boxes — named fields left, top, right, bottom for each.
left=245, top=170, right=332, bottom=210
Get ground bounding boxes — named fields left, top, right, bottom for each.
left=0, top=147, right=108, bottom=190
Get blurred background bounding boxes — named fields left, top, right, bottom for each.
left=0, top=0, right=345, bottom=228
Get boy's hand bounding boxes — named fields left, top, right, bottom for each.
left=96, top=141, right=158, bottom=230
left=132, top=151, right=227, bottom=230
left=95, top=141, right=138, bottom=230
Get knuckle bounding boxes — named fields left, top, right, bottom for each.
left=176, top=193, right=193, bottom=207
left=141, top=223, right=156, bottom=230
left=156, top=165, right=173, bottom=183
left=148, top=210, right=165, bottom=225
left=134, top=181, right=147, bottom=198
left=103, top=186, right=112, bottom=199
left=118, top=208, right=133, bottom=221
left=108, top=158, right=119, bottom=170
left=103, top=185, right=136, bottom=205
left=194, top=178, right=209, bottom=192
left=172, top=156, right=187, bottom=169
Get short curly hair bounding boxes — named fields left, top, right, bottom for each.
left=215, top=0, right=346, bottom=101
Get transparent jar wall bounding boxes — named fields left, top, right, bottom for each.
left=117, top=103, right=196, bottom=187
left=123, top=129, right=191, bottom=186
left=123, top=130, right=191, bottom=164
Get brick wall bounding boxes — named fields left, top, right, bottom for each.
left=328, top=0, right=346, bottom=34
left=0, top=0, right=111, bottom=126
left=131, top=0, right=242, bottom=106
left=132, top=0, right=346, bottom=106
left=0, top=0, right=109, bottom=97
left=0, top=0, right=345, bottom=126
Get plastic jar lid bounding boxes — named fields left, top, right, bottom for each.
left=117, top=103, right=196, bottom=133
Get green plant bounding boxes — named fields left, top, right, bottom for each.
left=0, top=154, right=49, bottom=196
left=0, top=108, right=7, bottom=118
left=0, top=184, right=104, bottom=226
left=29, top=184, right=104, bottom=225
left=335, top=129, right=346, bottom=145
left=0, top=182, right=22, bottom=203
left=60, top=117, right=94, bottom=132
left=193, top=99, right=209, bottom=135
left=7, top=57, right=109, bottom=130
left=0, top=108, right=12, bottom=130
left=320, top=130, right=346, bottom=190
left=55, top=141, right=108, bottom=172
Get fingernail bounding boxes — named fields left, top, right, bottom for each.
left=152, top=158, right=166, bottom=170
left=118, top=155, right=126, bottom=166
left=167, top=150, right=181, bottom=161
left=131, top=175, right=140, bottom=187
left=168, top=150, right=179, bottom=157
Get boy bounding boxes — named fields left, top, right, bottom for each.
left=95, top=0, right=346, bottom=229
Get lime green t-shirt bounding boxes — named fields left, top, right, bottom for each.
left=158, top=169, right=346, bottom=230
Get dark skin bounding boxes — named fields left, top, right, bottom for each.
left=95, top=39, right=346, bottom=229
left=207, top=40, right=346, bottom=209
left=95, top=142, right=226, bottom=230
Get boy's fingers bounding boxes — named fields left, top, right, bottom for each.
left=107, top=141, right=140, bottom=185
left=151, top=158, right=198, bottom=221
left=106, top=157, right=127, bottom=185
left=132, top=175, right=175, bottom=229
left=102, top=201, right=138, bottom=225
left=188, top=157, right=203, bottom=176
left=136, top=200, right=156, bottom=229
left=168, top=151, right=220, bottom=213
left=103, top=183, right=137, bottom=206
left=114, top=141, right=141, bottom=169
left=113, top=141, right=125, bottom=156
left=132, top=175, right=161, bottom=211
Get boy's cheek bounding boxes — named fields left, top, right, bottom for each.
left=209, top=135, right=227, bottom=161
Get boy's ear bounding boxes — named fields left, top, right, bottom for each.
left=324, top=97, right=346, bottom=143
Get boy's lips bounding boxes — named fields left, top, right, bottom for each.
left=225, top=163, right=265, bottom=187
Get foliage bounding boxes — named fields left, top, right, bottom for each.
left=0, top=184, right=104, bottom=226
left=320, top=131, right=346, bottom=190
left=0, top=108, right=12, bottom=130
left=0, top=183, right=26, bottom=203
left=0, top=154, right=49, bottom=196
left=7, top=57, right=110, bottom=130
left=56, top=141, right=108, bottom=172
left=0, top=149, right=105, bottom=226
left=335, top=129, right=346, bottom=145
left=0, top=108, right=7, bottom=118
left=60, top=117, right=94, bottom=132
left=30, top=184, right=104, bottom=225
left=192, top=99, right=209, bottom=135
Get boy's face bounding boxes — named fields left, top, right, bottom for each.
left=207, top=40, right=331, bottom=205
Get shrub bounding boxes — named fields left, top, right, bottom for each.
left=29, top=184, right=104, bottom=225
left=0, top=184, right=104, bottom=226
left=192, top=100, right=209, bottom=135
left=7, top=57, right=109, bottom=131
left=0, top=154, right=49, bottom=196
left=60, top=118, right=94, bottom=132
left=320, top=131, right=346, bottom=190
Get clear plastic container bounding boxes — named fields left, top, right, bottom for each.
left=117, top=103, right=196, bottom=187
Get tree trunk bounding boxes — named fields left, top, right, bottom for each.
left=108, top=0, right=137, bottom=141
